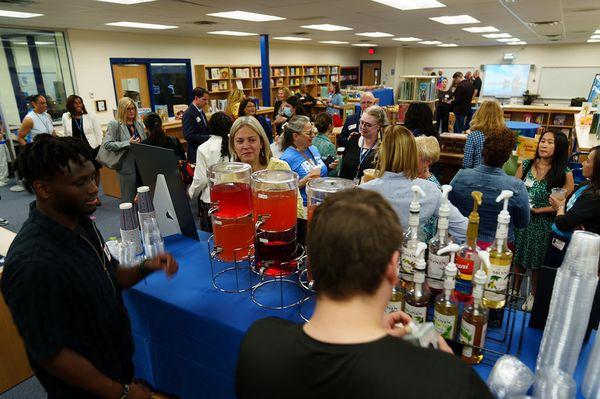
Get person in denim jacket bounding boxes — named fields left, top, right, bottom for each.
left=449, top=127, right=530, bottom=244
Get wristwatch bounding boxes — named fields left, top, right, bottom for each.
left=119, top=383, right=130, bottom=399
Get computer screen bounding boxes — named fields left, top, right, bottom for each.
left=588, top=74, right=600, bottom=105
left=482, top=64, right=531, bottom=98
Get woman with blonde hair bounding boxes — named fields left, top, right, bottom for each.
left=225, top=89, right=245, bottom=118
left=103, top=97, right=146, bottom=202
left=416, top=135, right=442, bottom=241
left=361, top=125, right=467, bottom=238
left=463, top=100, right=505, bottom=169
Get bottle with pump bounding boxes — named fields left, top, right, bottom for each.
left=404, top=243, right=430, bottom=324
left=483, top=190, right=514, bottom=310
left=433, top=243, right=460, bottom=340
left=401, top=186, right=426, bottom=289
left=460, top=258, right=489, bottom=365
left=427, top=185, right=454, bottom=295
left=455, top=191, right=483, bottom=302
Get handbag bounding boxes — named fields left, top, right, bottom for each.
left=96, top=123, right=128, bottom=169
left=177, top=159, right=195, bottom=186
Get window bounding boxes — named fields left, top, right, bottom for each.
left=0, top=28, right=75, bottom=125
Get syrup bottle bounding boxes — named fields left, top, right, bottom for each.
left=433, top=243, right=460, bottom=340
left=400, top=185, right=426, bottom=290
left=404, top=242, right=430, bottom=325
left=427, top=185, right=454, bottom=296
left=455, top=191, right=482, bottom=303
left=459, top=267, right=488, bottom=365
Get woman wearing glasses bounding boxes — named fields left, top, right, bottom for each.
left=339, top=105, right=388, bottom=184
left=280, top=115, right=336, bottom=207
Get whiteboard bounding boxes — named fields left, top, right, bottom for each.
left=538, top=66, right=600, bottom=99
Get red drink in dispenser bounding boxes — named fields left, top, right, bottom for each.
left=251, top=170, right=299, bottom=276
left=208, top=162, right=254, bottom=262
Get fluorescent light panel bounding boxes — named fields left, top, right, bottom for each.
left=462, top=26, right=499, bottom=33
left=419, top=40, right=442, bottom=45
left=301, top=24, right=352, bottom=31
left=273, top=36, right=311, bottom=41
left=352, top=43, right=378, bottom=47
left=105, top=21, right=177, bottom=29
left=355, top=32, right=394, bottom=37
left=208, top=31, right=257, bottom=36
left=207, top=10, right=284, bottom=22
left=590, top=35, right=600, bottom=39
left=0, top=9, right=43, bottom=18
left=497, top=38, right=520, bottom=42
left=483, top=33, right=512, bottom=38
left=393, top=37, right=422, bottom=41
left=96, top=0, right=156, bottom=4
left=438, top=43, right=458, bottom=47
left=587, top=39, right=600, bottom=43
left=507, top=41, right=527, bottom=45
left=595, top=30, right=600, bottom=34
left=371, top=0, right=446, bottom=10
left=429, top=15, right=479, bottom=25
left=319, top=40, right=349, bottom=44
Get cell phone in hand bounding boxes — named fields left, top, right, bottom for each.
left=324, top=155, right=336, bottom=166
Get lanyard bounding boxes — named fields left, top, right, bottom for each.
left=73, top=116, right=83, bottom=133
left=355, top=139, right=376, bottom=178
left=33, top=112, right=52, bottom=134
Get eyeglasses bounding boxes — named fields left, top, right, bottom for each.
left=126, top=107, right=136, bottom=111
left=359, top=120, right=377, bottom=129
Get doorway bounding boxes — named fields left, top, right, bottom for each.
left=360, top=60, right=382, bottom=86
left=112, top=63, right=151, bottom=110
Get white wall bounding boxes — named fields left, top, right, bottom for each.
left=67, top=29, right=361, bottom=124
left=401, top=43, right=600, bottom=104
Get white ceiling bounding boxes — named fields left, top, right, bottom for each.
left=1, top=0, right=599, bottom=47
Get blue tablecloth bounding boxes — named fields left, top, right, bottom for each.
left=506, top=121, right=541, bottom=138
left=124, top=232, right=594, bottom=399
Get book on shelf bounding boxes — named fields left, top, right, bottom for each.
left=218, top=81, right=228, bottom=90
left=418, top=82, right=429, bottom=101
left=235, top=80, right=244, bottom=90
left=399, top=80, right=414, bottom=101
left=504, top=113, right=512, bottom=122
left=535, top=114, right=544, bottom=124
left=234, top=68, right=250, bottom=78
left=155, top=105, right=169, bottom=122
left=211, top=82, right=219, bottom=92
left=253, top=69, right=261, bottom=78
left=138, top=107, right=152, bottom=119
left=173, top=104, right=188, bottom=120
left=331, top=66, right=339, bottom=74
left=219, top=68, right=229, bottom=79
left=210, top=68, right=219, bottom=79
left=523, top=113, right=532, bottom=123
left=553, top=114, right=567, bottom=126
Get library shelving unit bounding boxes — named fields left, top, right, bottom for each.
left=397, top=75, right=438, bottom=113
left=501, top=105, right=580, bottom=142
left=340, top=66, right=359, bottom=88
left=194, top=64, right=341, bottom=107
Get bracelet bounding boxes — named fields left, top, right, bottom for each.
left=137, top=259, right=151, bottom=277
left=119, top=383, right=129, bottom=399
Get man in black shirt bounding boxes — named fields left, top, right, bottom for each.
left=473, top=69, right=483, bottom=97
left=236, top=189, right=493, bottom=399
left=451, top=72, right=475, bottom=133
left=1, top=135, right=178, bottom=399
left=295, top=83, right=316, bottom=114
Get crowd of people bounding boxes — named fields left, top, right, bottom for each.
left=2, top=81, right=599, bottom=398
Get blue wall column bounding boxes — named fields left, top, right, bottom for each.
left=260, top=34, right=271, bottom=106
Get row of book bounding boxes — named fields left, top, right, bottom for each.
left=289, top=77, right=301, bottom=86
left=271, top=77, right=285, bottom=87
left=210, top=99, right=228, bottom=113
left=210, top=81, right=228, bottom=92
left=232, top=68, right=251, bottom=78
left=272, top=68, right=286, bottom=77
left=252, top=80, right=262, bottom=89
left=417, top=81, right=437, bottom=101
left=205, top=68, right=229, bottom=80
left=317, top=67, right=329, bottom=74
left=289, top=67, right=301, bottom=76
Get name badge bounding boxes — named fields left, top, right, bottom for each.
left=348, top=124, right=357, bottom=130
left=552, top=237, right=566, bottom=251
left=525, top=177, right=534, bottom=188
left=196, top=116, right=201, bottom=123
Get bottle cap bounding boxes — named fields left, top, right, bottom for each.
left=496, top=190, right=513, bottom=224
left=119, top=202, right=133, bottom=210
left=137, top=186, right=150, bottom=193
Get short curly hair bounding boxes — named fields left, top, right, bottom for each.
left=482, top=127, right=517, bottom=168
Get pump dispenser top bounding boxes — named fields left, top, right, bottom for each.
left=414, top=242, right=428, bottom=274
left=439, top=185, right=452, bottom=218
left=410, top=185, right=426, bottom=213
left=496, top=190, right=513, bottom=224
left=469, top=191, right=483, bottom=224
left=477, top=250, right=491, bottom=275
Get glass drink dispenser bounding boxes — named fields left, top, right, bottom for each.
left=306, top=177, right=356, bottom=223
left=208, top=162, right=254, bottom=262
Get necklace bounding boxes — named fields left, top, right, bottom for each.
left=79, top=225, right=117, bottom=297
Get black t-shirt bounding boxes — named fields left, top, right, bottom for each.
left=473, top=77, right=483, bottom=95
left=339, top=134, right=377, bottom=181
left=1, top=203, right=134, bottom=399
left=236, top=318, right=493, bottom=399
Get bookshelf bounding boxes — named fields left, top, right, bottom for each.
left=340, top=66, right=359, bottom=88
left=501, top=105, right=580, bottom=143
left=194, top=64, right=341, bottom=107
left=397, top=75, right=438, bottom=114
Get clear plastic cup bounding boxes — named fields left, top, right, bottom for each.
left=487, top=355, right=535, bottom=398
left=118, top=240, right=136, bottom=266
left=337, top=147, right=345, bottom=156
left=550, top=187, right=566, bottom=201
left=143, top=219, right=165, bottom=258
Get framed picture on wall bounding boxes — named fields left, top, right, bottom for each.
left=95, top=100, right=107, bottom=112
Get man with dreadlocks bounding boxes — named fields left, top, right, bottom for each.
left=1, top=135, right=178, bottom=399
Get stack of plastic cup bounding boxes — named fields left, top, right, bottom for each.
left=582, top=328, right=600, bottom=398
left=533, top=368, right=576, bottom=399
left=142, top=218, right=165, bottom=258
left=487, top=355, right=535, bottom=398
left=119, top=202, right=142, bottom=256
left=536, top=231, right=600, bottom=375
left=137, top=186, right=157, bottom=239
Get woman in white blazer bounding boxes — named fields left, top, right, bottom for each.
left=60, top=95, right=105, bottom=199
left=188, top=111, right=232, bottom=232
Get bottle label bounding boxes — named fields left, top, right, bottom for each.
left=427, top=253, right=449, bottom=289
left=404, top=302, right=427, bottom=324
left=455, top=255, right=474, bottom=279
left=386, top=301, right=403, bottom=314
left=485, top=262, right=510, bottom=301
left=460, top=319, right=487, bottom=358
left=401, top=248, right=418, bottom=281
left=434, top=310, right=457, bottom=339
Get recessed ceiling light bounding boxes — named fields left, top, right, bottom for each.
left=507, top=41, right=527, bottom=45
left=207, top=31, right=258, bottom=36
left=497, top=38, right=520, bottom=42
left=301, top=24, right=352, bottom=31
left=590, top=35, right=600, bottom=39
left=352, top=43, right=379, bottom=47
left=207, top=10, right=284, bottom=22
left=355, top=32, right=394, bottom=37
left=371, top=0, right=446, bottom=10
left=96, top=0, right=156, bottom=4
left=273, top=36, right=311, bottom=41
left=462, top=26, right=499, bottom=33
left=429, top=15, right=479, bottom=25
left=393, top=37, right=422, bottom=42
left=0, top=10, right=43, bottom=18
left=595, top=30, right=600, bottom=34
left=438, top=43, right=458, bottom=47
left=419, top=40, right=442, bottom=45
left=587, top=39, right=600, bottom=43
left=319, top=40, right=350, bottom=44
left=105, top=21, right=177, bottom=29
left=34, top=41, right=54, bottom=45
left=483, top=33, right=512, bottom=38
